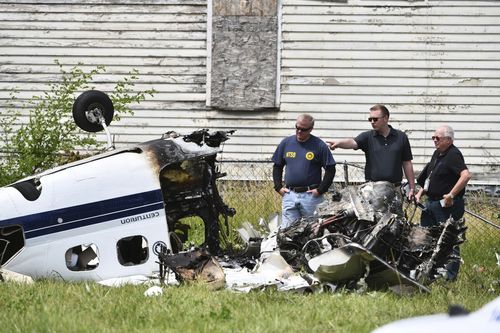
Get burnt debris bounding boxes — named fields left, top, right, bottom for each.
left=158, top=180, right=467, bottom=293
left=276, top=181, right=467, bottom=290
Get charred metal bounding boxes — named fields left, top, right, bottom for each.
left=139, top=129, right=236, bottom=254
left=276, top=181, right=466, bottom=291
left=160, top=181, right=467, bottom=293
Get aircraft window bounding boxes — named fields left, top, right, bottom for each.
left=0, top=225, right=25, bottom=265
left=65, top=244, right=100, bottom=271
left=117, top=235, right=148, bottom=266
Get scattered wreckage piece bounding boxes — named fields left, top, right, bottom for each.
left=0, top=90, right=235, bottom=282
left=276, top=181, right=467, bottom=292
left=144, top=286, right=164, bottom=297
left=371, top=296, right=500, bottom=333
left=158, top=248, right=312, bottom=293
left=222, top=251, right=312, bottom=294
left=307, top=242, right=430, bottom=293
left=157, top=214, right=315, bottom=294
left=159, top=248, right=226, bottom=290
left=0, top=268, right=34, bottom=284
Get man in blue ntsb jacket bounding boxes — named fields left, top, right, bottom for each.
left=272, top=114, right=336, bottom=229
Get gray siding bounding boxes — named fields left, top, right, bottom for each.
left=0, top=0, right=210, bottom=145
left=0, top=0, right=499, bottom=184
left=280, top=0, right=500, bottom=183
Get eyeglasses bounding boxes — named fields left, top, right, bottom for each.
left=432, top=136, right=449, bottom=142
left=368, top=116, right=384, bottom=123
left=295, top=125, right=312, bottom=132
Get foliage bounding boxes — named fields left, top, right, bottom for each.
left=0, top=60, right=155, bottom=186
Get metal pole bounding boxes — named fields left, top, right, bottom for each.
left=410, top=201, right=499, bottom=230
left=343, top=161, right=349, bottom=187
left=465, top=209, right=500, bottom=229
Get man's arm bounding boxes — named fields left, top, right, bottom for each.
left=402, top=160, right=416, bottom=200
left=326, top=138, right=358, bottom=150
left=316, top=165, right=336, bottom=195
left=273, top=164, right=288, bottom=196
left=442, top=169, right=472, bottom=206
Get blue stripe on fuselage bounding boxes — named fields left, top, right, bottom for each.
left=0, top=190, right=165, bottom=239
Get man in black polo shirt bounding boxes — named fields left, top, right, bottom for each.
left=327, top=104, right=416, bottom=200
left=415, top=125, right=471, bottom=280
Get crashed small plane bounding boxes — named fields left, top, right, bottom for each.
left=0, top=90, right=235, bottom=282
left=157, top=182, right=467, bottom=293
left=0, top=90, right=467, bottom=292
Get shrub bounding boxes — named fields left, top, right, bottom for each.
left=0, top=60, right=155, bottom=186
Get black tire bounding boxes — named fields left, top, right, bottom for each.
left=72, top=90, right=114, bottom=133
left=11, top=180, right=41, bottom=201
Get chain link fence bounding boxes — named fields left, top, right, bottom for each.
left=216, top=160, right=500, bottom=271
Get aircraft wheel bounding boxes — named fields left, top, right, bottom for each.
left=72, top=90, right=114, bottom=132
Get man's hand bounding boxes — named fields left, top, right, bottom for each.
left=415, top=189, right=423, bottom=203
left=326, top=138, right=357, bottom=150
left=278, top=187, right=290, bottom=197
left=308, top=188, right=321, bottom=197
left=326, top=140, right=338, bottom=150
left=407, top=188, right=415, bottom=201
left=442, top=193, right=454, bottom=207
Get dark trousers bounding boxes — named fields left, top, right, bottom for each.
left=421, top=196, right=465, bottom=280
left=421, top=196, right=465, bottom=227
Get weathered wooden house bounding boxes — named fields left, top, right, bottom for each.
left=1, top=0, right=499, bottom=187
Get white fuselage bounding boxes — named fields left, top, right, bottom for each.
left=0, top=149, right=171, bottom=281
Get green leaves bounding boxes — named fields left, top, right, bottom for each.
left=0, top=60, right=156, bottom=186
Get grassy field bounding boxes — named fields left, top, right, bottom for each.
left=1, top=216, right=498, bottom=333
left=0, top=264, right=498, bottom=333
left=1, top=180, right=498, bottom=333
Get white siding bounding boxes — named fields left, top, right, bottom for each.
left=280, top=0, right=500, bottom=183
left=0, top=0, right=210, bottom=147
left=0, top=0, right=499, bottom=184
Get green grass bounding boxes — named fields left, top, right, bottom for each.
left=1, top=220, right=498, bottom=333
left=0, top=270, right=498, bottom=333
left=1, top=182, right=498, bottom=333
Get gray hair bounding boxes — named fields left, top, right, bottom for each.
left=439, top=125, right=455, bottom=140
left=298, top=114, right=315, bottom=127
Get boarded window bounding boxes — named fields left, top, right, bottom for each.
left=209, top=0, right=279, bottom=111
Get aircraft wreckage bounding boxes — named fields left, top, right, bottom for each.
left=0, top=90, right=235, bottom=282
left=159, top=181, right=466, bottom=293
left=0, top=90, right=466, bottom=293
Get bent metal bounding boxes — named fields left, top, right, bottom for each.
left=0, top=90, right=236, bottom=282
left=159, top=181, right=466, bottom=293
